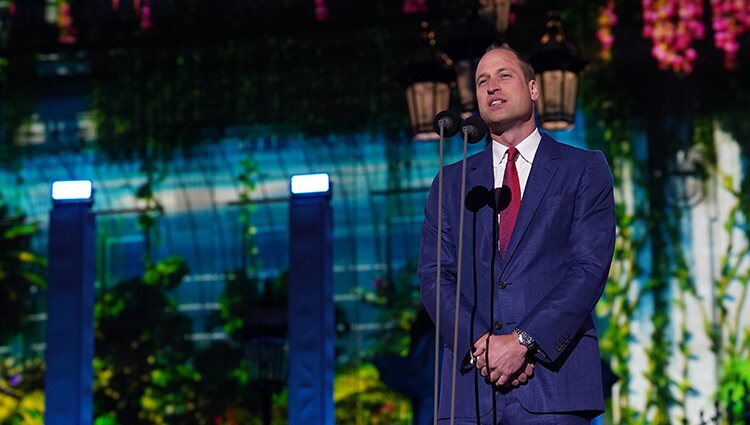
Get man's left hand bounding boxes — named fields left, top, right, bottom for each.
left=474, top=333, right=529, bottom=386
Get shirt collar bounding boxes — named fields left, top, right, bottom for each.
left=492, top=129, right=542, bottom=167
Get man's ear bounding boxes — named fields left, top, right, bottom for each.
left=529, top=79, right=540, bottom=102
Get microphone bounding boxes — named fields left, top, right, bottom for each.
left=464, top=186, right=490, bottom=213
left=433, top=110, right=462, bottom=138
left=491, top=186, right=512, bottom=212
left=461, top=116, right=488, bottom=144
left=464, top=186, right=512, bottom=213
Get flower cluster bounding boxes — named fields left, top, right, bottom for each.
left=315, top=0, right=328, bottom=21
left=711, top=0, right=750, bottom=70
left=403, top=0, right=427, bottom=14
left=597, top=0, right=618, bottom=61
left=139, top=0, right=152, bottom=30
left=642, top=0, right=706, bottom=74
left=108, top=0, right=150, bottom=28
left=58, top=0, right=77, bottom=44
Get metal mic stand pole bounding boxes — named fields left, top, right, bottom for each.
left=449, top=116, right=487, bottom=425
left=430, top=110, right=461, bottom=425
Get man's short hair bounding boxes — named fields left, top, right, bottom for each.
left=484, top=43, right=536, bottom=83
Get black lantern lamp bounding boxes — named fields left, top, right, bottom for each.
left=531, top=11, right=587, bottom=131
left=400, top=21, right=455, bottom=140
left=450, top=3, right=499, bottom=117
left=477, top=0, right=512, bottom=35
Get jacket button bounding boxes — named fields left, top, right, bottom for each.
left=497, top=280, right=508, bottom=289
left=494, top=321, right=503, bottom=330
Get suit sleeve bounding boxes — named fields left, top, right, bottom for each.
left=517, top=150, right=616, bottom=363
left=418, top=172, right=491, bottom=361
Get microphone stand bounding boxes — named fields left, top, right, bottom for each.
left=448, top=116, right=487, bottom=425
left=430, top=110, right=461, bottom=425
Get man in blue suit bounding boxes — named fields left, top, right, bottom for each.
left=418, top=45, right=615, bottom=424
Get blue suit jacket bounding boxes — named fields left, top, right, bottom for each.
left=418, top=133, right=615, bottom=421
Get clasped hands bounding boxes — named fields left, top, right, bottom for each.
left=472, top=332, right=534, bottom=388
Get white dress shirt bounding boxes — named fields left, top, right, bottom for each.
left=492, top=129, right=542, bottom=197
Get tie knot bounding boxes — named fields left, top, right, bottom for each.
left=507, top=147, right=519, bottom=163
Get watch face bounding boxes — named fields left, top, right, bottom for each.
left=517, top=330, right=533, bottom=346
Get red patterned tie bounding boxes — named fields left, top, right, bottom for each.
left=499, top=147, right=521, bottom=256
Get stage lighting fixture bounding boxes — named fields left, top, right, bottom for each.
left=290, top=173, right=331, bottom=197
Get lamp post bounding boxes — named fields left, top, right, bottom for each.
left=400, top=21, right=455, bottom=140
left=531, top=11, right=587, bottom=131
left=288, top=173, right=334, bottom=425
left=45, top=180, right=95, bottom=425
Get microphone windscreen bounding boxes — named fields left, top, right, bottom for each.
left=491, top=186, right=512, bottom=212
left=433, top=110, right=462, bottom=138
left=461, top=116, right=488, bottom=144
left=465, top=186, right=490, bottom=212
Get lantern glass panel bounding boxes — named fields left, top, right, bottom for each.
left=455, top=59, right=478, bottom=114
left=405, top=81, right=451, bottom=140
left=535, top=70, right=578, bottom=130
left=478, top=0, right=511, bottom=34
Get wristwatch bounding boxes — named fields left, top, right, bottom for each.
left=514, top=328, right=536, bottom=352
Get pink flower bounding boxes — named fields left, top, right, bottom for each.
left=643, top=0, right=705, bottom=74
left=597, top=1, right=618, bottom=61
left=711, top=0, right=747, bottom=69
left=58, top=0, right=78, bottom=44
left=315, top=0, right=328, bottom=21
left=403, top=0, right=427, bottom=14
left=140, top=0, right=152, bottom=29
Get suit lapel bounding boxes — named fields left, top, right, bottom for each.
left=504, top=134, right=560, bottom=261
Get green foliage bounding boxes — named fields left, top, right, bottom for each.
left=217, top=271, right=288, bottom=338
left=0, top=204, right=45, bottom=345
left=717, top=357, right=750, bottom=419
left=354, top=258, right=422, bottom=357
left=91, top=50, right=217, bottom=160
left=334, top=363, right=411, bottom=425
left=132, top=157, right=168, bottom=266
left=237, top=157, right=260, bottom=273
left=581, top=54, right=648, bottom=424
left=711, top=169, right=750, bottom=417
left=94, top=258, right=199, bottom=425
left=574, top=2, right=750, bottom=421
left=142, top=256, right=189, bottom=289
left=0, top=357, right=45, bottom=425
left=191, top=342, right=251, bottom=421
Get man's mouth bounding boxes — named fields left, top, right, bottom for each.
left=489, top=99, right=506, bottom=106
